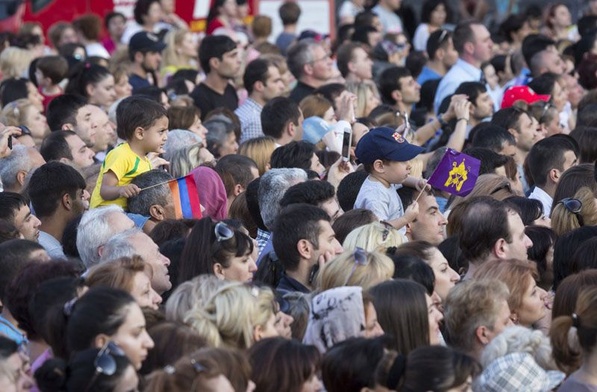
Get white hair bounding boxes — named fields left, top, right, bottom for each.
left=481, top=325, right=559, bottom=371
left=163, top=129, right=202, bottom=161
left=258, top=168, right=308, bottom=230
left=98, top=227, right=143, bottom=264
left=0, top=145, right=31, bottom=191
left=77, top=205, right=126, bottom=268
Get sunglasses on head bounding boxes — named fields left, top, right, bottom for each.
left=214, top=221, right=234, bottom=242
left=343, top=247, right=368, bottom=286
left=558, top=197, right=584, bottom=226
left=86, top=342, right=126, bottom=392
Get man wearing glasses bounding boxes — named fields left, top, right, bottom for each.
left=287, top=40, right=334, bottom=103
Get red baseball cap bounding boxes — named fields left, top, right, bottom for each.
left=501, top=86, right=551, bottom=109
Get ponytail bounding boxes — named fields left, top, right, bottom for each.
left=550, top=315, right=581, bottom=374
left=35, top=358, right=68, bottom=392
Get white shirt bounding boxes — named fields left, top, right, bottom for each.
left=38, top=230, right=66, bottom=259
left=434, top=58, right=483, bottom=114
left=85, top=42, right=110, bottom=59
left=372, top=5, right=403, bottom=35
left=528, top=186, right=553, bottom=218
left=413, top=24, right=431, bottom=52
left=354, top=176, right=406, bottom=235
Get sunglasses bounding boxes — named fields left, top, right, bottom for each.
left=214, top=221, right=234, bottom=242
left=86, top=342, right=126, bottom=392
left=343, top=247, right=368, bottom=286
left=559, top=197, right=584, bottom=226
left=379, top=221, right=394, bottom=242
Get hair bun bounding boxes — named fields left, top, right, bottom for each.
left=34, top=358, right=67, bottom=392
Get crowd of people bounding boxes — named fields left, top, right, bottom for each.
left=1, top=0, right=597, bottom=390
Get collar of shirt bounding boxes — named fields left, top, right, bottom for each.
left=454, top=58, right=482, bottom=80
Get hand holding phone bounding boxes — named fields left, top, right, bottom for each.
left=341, top=127, right=352, bottom=161
left=0, top=126, right=22, bottom=158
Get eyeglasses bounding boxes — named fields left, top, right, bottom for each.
left=17, top=125, right=31, bottom=136
left=214, top=222, right=234, bottom=242
left=380, top=221, right=394, bottom=242
left=558, top=197, right=584, bottom=226
left=307, top=52, right=331, bottom=64
left=86, top=342, right=125, bottom=392
left=343, top=247, right=368, bottom=286
left=534, top=102, right=554, bottom=123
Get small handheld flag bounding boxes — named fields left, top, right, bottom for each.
left=427, top=149, right=480, bottom=197
left=168, top=175, right=202, bottom=219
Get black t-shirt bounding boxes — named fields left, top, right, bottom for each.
left=289, top=81, right=316, bottom=104
left=190, top=82, right=239, bottom=120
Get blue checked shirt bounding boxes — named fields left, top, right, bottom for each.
left=235, top=98, right=264, bottom=143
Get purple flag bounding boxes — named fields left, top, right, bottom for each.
left=427, top=149, right=480, bottom=197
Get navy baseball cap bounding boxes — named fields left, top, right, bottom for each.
left=355, top=127, right=424, bottom=164
left=129, top=31, right=166, bottom=54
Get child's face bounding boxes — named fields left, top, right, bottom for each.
left=115, top=75, right=132, bottom=99
left=35, top=68, right=47, bottom=88
left=141, top=116, right=169, bottom=154
left=381, top=160, right=411, bottom=184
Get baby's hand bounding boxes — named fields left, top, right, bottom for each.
left=119, top=184, right=141, bottom=198
left=404, top=201, right=419, bottom=223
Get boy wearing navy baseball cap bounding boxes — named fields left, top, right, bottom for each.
left=354, top=126, right=427, bottom=232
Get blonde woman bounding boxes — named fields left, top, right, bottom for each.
left=346, top=80, right=381, bottom=117
left=0, top=99, right=49, bottom=147
left=238, top=136, right=276, bottom=175
left=551, top=187, right=597, bottom=237
left=0, top=47, right=35, bottom=81
left=165, top=275, right=228, bottom=324
left=184, top=282, right=278, bottom=349
left=317, top=248, right=394, bottom=291
left=169, top=143, right=214, bottom=178
left=160, top=29, right=198, bottom=86
left=343, top=221, right=406, bottom=252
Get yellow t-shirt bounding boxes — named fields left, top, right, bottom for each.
left=90, top=142, right=152, bottom=208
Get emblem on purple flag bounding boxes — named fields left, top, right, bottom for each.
left=427, top=149, right=480, bottom=197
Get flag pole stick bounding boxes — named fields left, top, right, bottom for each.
left=413, top=187, right=425, bottom=204
left=412, top=180, right=429, bottom=204
left=138, top=175, right=188, bottom=192
left=138, top=180, right=171, bottom=192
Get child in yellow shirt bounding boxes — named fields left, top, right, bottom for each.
left=90, top=96, right=169, bottom=208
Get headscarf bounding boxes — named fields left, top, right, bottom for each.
left=303, top=286, right=365, bottom=353
left=190, top=166, right=228, bottom=220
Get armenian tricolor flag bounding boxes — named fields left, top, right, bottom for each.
left=168, top=175, right=202, bottom=219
